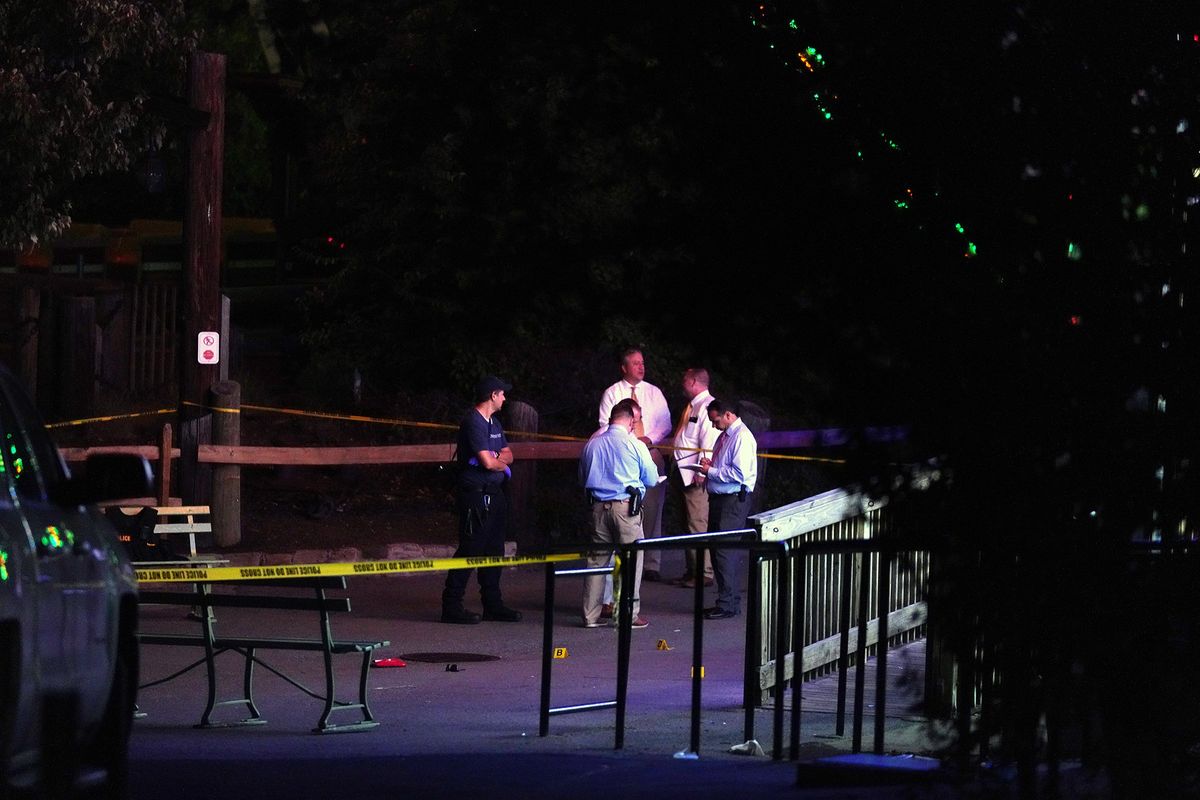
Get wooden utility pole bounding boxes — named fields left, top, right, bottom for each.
left=210, top=380, right=241, bottom=546
left=179, top=51, right=226, bottom=504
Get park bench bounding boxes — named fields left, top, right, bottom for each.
left=137, top=575, right=389, bottom=733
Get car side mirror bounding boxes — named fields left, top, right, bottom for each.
left=57, top=453, right=155, bottom=507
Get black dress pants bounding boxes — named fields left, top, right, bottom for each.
left=442, top=487, right=507, bottom=611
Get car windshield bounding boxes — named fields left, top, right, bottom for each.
left=0, top=373, right=64, bottom=501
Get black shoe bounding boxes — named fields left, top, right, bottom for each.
left=441, top=607, right=482, bottom=624
left=643, top=570, right=662, bottom=582
left=482, top=606, right=522, bottom=622
left=704, top=608, right=739, bottom=620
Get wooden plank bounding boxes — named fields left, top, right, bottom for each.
left=59, top=445, right=173, bottom=462
left=198, top=443, right=455, bottom=465
left=509, top=441, right=583, bottom=460
left=113, top=505, right=209, bottom=516
left=787, top=640, right=927, bottom=715
left=752, top=488, right=888, bottom=542
left=153, top=523, right=212, bottom=535
left=759, top=602, right=927, bottom=690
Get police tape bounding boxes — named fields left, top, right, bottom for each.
left=46, top=407, right=174, bottom=429
left=53, top=401, right=845, bottom=464
left=134, top=551, right=589, bottom=583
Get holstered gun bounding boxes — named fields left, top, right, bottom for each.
left=626, top=486, right=643, bottom=516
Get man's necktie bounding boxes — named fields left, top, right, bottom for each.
left=711, top=430, right=728, bottom=465
left=672, top=401, right=691, bottom=442
left=629, top=385, right=645, bottom=439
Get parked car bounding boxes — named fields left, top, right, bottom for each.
left=0, top=365, right=152, bottom=797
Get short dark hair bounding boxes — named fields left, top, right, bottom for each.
left=707, top=398, right=738, bottom=418
left=619, top=347, right=642, bottom=364
left=610, top=398, right=640, bottom=423
left=684, top=367, right=710, bottom=387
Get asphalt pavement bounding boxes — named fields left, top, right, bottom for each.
left=126, top=545, right=990, bottom=799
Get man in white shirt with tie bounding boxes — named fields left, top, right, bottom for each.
left=697, top=398, right=758, bottom=619
left=597, top=348, right=672, bottom=581
left=669, top=367, right=719, bottom=587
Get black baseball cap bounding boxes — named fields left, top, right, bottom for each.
left=476, top=375, right=512, bottom=400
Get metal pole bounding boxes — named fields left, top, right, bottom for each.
left=789, top=547, right=806, bottom=760
left=835, top=551, right=853, bottom=736
left=614, top=546, right=635, bottom=749
left=772, top=551, right=789, bottom=760
left=689, top=546, right=706, bottom=755
left=873, top=548, right=891, bottom=754
left=852, top=551, right=871, bottom=753
left=539, top=562, right=556, bottom=736
left=744, top=549, right=761, bottom=743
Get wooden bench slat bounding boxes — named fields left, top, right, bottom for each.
left=139, top=592, right=351, bottom=613
left=137, top=634, right=387, bottom=653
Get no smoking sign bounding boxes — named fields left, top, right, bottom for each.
left=197, top=331, right=220, bottom=365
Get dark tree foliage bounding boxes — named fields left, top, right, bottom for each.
left=0, top=0, right=191, bottom=248
left=294, top=1, right=904, bottom=422
left=783, top=2, right=1200, bottom=795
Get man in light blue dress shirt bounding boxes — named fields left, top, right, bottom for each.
left=697, top=398, right=758, bottom=619
left=579, top=398, right=660, bottom=628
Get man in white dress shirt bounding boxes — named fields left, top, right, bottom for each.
left=598, top=348, right=672, bottom=581
left=669, top=367, right=719, bottom=587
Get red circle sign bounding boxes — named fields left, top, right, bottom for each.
left=203, top=350, right=215, bottom=360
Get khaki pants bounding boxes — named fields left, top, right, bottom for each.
left=583, top=500, right=644, bottom=624
left=681, top=483, right=713, bottom=579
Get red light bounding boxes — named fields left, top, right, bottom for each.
left=1070, top=315, right=1082, bottom=326
left=326, top=236, right=334, bottom=243
left=1067, top=193, right=1073, bottom=200
left=339, top=243, right=346, bottom=249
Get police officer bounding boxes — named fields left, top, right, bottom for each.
left=441, top=376, right=522, bottom=624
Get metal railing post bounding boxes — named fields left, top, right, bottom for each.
left=743, top=549, right=761, bottom=744
left=789, top=545, right=806, bottom=760
left=689, top=545, right=706, bottom=755
left=835, top=551, right=854, bottom=736
left=539, top=561, right=555, bottom=736
left=852, top=550, right=871, bottom=753
left=771, top=548, right=791, bottom=759
left=614, top=543, right=636, bottom=749
left=874, top=547, right=891, bottom=754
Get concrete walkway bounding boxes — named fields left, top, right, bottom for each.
left=130, top=545, right=962, bottom=799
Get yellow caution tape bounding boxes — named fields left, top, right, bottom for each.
left=135, top=551, right=587, bottom=584
left=54, top=400, right=845, bottom=464
left=46, top=408, right=174, bottom=429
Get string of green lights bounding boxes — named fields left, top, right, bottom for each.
left=747, top=1, right=980, bottom=262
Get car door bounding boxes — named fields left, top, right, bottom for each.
left=0, top=374, right=113, bottom=722
left=0, top=426, right=38, bottom=764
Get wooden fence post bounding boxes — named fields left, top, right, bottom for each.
left=158, top=423, right=173, bottom=505
left=179, top=413, right=212, bottom=506
left=505, top=400, right=538, bottom=551
left=209, top=380, right=241, bottom=547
